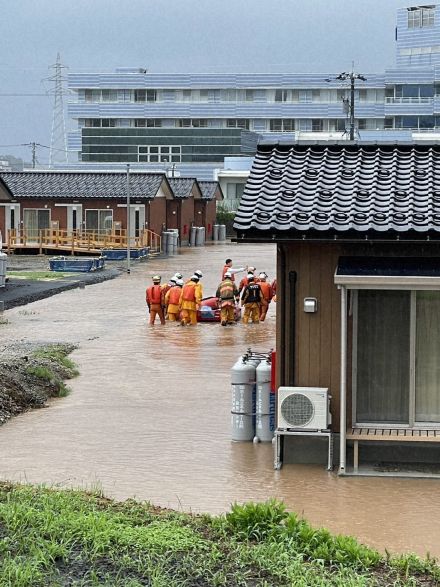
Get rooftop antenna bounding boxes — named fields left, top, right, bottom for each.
left=46, top=53, right=68, bottom=168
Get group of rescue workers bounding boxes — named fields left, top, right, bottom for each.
left=145, top=258, right=276, bottom=326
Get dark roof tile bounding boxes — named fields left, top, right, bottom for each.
left=0, top=171, right=166, bottom=199
left=234, top=144, right=440, bottom=235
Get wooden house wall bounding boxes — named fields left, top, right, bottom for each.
left=194, top=201, right=206, bottom=228
left=276, top=240, right=440, bottom=432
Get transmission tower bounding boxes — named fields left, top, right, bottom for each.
left=47, top=53, right=68, bottom=168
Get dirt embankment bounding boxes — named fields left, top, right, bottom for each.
left=0, top=342, right=78, bottom=425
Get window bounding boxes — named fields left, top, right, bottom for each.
left=221, top=89, right=237, bottom=101
left=226, top=119, right=250, bottom=129
left=85, top=209, right=113, bottom=234
left=269, top=119, right=295, bottom=132
left=275, top=89, right=288, bottom=102
left=135, top=90, right=146, bottom=102
left=408, top=6, right=434, bottom=28
left=245, top=90, right=255, bottom=102
left=355, top=290, right=440, bottom=425
left=199, top=90, right=209, bottom=102
left=101, top=119, right=116, bottom=127
left=101, top=90, right=117, bottom=102
left=84, top=89, right=100, bottom=102
left=176, top=119, right=208, bottom=128
left=226, top=183, right=245, bottom=199
left=134, top=119, right=162, bottom=127
left=138, top=145, right=181, bottom=163
left=312, top=119, right=323, bottom=132
left=84, top=119, right=116, bottom=127
left=297, top=119, right=312, bottom=132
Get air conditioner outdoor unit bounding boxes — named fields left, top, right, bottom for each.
left=277, top=387, right=330, bottom=431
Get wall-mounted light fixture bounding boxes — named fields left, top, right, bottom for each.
left=304, top=297, right=318, bottom=313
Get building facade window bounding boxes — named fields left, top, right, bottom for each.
left=84, top=119, right=116, bottom=127
left=134, top=119, right=162, bottom=127
left=101, top=89, right=118, bottom=102
left=226, top=119, right=250, bottom=129
left=269, top=119, right=295, bottom=131
left=134, top=89, right=157, bottom=102
left=275, top=89, right=289, bottom=102
left=138, top=145, right=181, bottom=163
left=408, top=6, right=435, bottom=28
left=176, top=119, right=208, bottom=128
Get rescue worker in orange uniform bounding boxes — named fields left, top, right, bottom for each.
left=258, top=272, right=273, bottom=321
left=165, top=278, right=183, bottom=322
left=238, top=266, right=257, bottom=296
left=179, top=275, right=202, bottom=325
left=241, top=275, right=263, bottom=324
left=146, top=275, right=165, bottom=325
left=222, top=259, right=245, bottom=282
left=216, top=271, right=239, bottom=326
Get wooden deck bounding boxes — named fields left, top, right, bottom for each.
left=6, top=228, right=161, bottom=255
left=347, top=427, right=440, bottom=472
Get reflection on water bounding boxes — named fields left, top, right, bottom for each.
left=0, top=243, right=440, bottom=557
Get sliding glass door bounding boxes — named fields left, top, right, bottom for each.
left=23, top=209, right=50, bottom=241
left=355, top=290, right=440, bottom=426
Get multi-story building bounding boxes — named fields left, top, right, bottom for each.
left=67, top=4, right=440, bottom=184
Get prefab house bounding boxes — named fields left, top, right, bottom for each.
left=198, top=181, right=224, bottom=239
left=0, top=171, right=173, bottom=247
left=234, top=142, right=440, bottom=475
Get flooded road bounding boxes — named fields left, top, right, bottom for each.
left=1, top=243, right=440, bottom=557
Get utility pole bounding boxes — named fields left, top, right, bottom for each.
left=31, top=142, right=36, bottom=169
left=326, top=67, right=367, bottom=140
left=126, top=164, right=131, bottom=275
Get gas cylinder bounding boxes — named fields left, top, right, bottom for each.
left=255, top=359, right=275, bottom=442
left=231, top=356, right=260, bottom=441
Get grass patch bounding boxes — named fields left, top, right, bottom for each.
left=0, top=488, right=437, bottom=586
left=6, top=271, right=71, bottom=281
left=0, top=316, right=9, bottom=325
left=32, top=344, right=79, bottom=377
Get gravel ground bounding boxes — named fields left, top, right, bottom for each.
left=0, top=254, right=124, bottom=310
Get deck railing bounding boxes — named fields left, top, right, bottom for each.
left=7, top=228, right=161, bottom=255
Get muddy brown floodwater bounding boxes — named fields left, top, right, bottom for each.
left=1, top=243, right=440, bottom=558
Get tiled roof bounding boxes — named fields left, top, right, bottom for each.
left=168, top=177, right=198, bottom=199
left=233, top=143, right=440, bottom=236
left=0, top=171, right=166, bottom=199
left=198, top=181, right=222, bottom=200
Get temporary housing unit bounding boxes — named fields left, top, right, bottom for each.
left=234, top=141, right=440, bottom=475
left=198, top=181, right=224, bottom=237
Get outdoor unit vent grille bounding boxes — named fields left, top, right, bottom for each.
left=277, top=387, right=330, bottom=430
left=280, top=393, right=314, bottom=427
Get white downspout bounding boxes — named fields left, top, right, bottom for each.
left=339, top=285, right=347, bottom=474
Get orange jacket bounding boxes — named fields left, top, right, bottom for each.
left=146, top=284, right=163, bottom=305
left=181, top=282, right=196, bottom=302
left=166, top=285, right=181, bottom=306
left=259, top=281, right=273, bottom=303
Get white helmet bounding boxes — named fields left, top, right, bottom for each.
left=259, top=272, right=267, bottom=280
left=194, top=270, right=203, bottom=278
left=174, top=272, right=183, bottom=279
left=176, top=279, right=184, bottom=286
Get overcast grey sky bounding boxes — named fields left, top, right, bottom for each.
left=0, top=0, right=423, bottom=164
